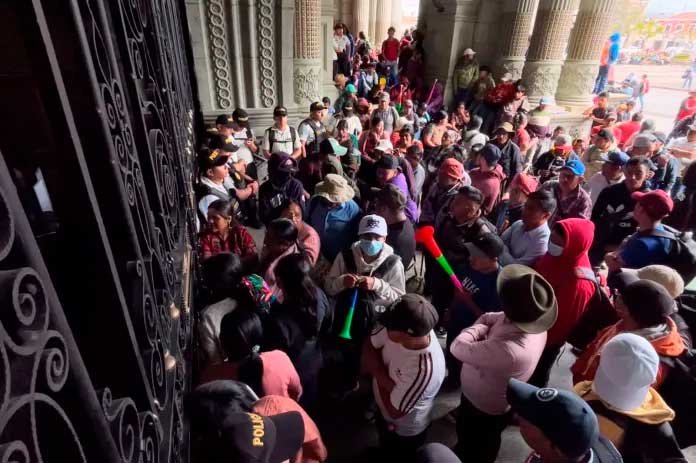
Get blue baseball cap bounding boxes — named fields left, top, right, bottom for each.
left=507, top=379, right=599, bottom=460
left=480, top=143, right=502, bottom=167
left=561, top=158, right=586, bottom=176
left=600, top=150, right=630, bottom=166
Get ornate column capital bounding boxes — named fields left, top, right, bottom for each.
left=521, top=0, right=581, bottom=100
left=496, top=0, right=539, bottom=79
left=556, top=0, right=619, bottom=107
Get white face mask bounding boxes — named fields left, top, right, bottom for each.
left=547, top=242, right=564, bottom=257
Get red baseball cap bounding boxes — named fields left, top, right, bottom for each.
left=631, top=190, right=673, bottom=219
left=439, top=158, right=465, bottom=180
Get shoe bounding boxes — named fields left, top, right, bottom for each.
left=435, top=326, right=447, bottom=338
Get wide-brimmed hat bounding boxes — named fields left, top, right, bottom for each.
left=494, top=122, right=514, bottom=134
left=314, top=173, right=355, bottom=203
left=497, top=265, right=558, bottom=334
left=462, top=48, right=476, bottom=56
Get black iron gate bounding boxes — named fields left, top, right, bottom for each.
left=0, top=0, right=198, bottom=461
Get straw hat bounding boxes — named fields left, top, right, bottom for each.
left=313, top=174, right=355, bottom=204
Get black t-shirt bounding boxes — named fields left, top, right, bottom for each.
left=591, top=182, right=649, bottom=248
left=387, top=220, right=416, bottom=268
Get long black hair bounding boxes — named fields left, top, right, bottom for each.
left=202, top=252, right=243, bottom=303
left=274, top=253, right=320, bottom=338
left=219, top=309, right=264, bottom=396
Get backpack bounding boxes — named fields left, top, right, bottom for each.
left=659, top=291, right=696, bottom=448
left=329, top=248, right=400, bottom=345
left=567, top=267, right=619, bottom=350
left=267, top=126, right=297, bottom=153
left=299, top=118, right=322, bottom=156
left=649, top=225, right=696, bottom=284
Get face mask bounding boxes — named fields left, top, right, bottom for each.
left=360, top=239, right=383, bottom=256
left=271, top=171, right=291, bottom=186
left=547, top=242, right=564, bottom=257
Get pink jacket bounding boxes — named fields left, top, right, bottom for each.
left=450, top=312, right=546, bottom=415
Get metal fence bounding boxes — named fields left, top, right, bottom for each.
left=0, top=0, right=197, bottom=461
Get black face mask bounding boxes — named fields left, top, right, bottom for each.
left=271, top=171, right=292, bottom=187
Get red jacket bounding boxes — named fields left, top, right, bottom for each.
left=382, top=38, right=400, bottom=61
left=534, top=218, right=596, bottom=347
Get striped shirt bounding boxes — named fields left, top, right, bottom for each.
left=371, top=326, right=445, bottom=436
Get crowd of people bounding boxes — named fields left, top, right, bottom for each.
left=187, top=24, right=696, bottom=463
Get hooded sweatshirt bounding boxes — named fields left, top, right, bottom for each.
left=324, top=242, right=405, bottom=308
left=572, top=317, right=686, bottom=387
left=388, top=173, right=419, bottom=223
left=575, top=381, right=686, bottom=463
left=534, top=218, right=596, bottom=347
left=469, top=164, right=506, bottom=217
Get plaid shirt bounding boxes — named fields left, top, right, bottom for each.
left=545, top=182, right=592, bottom=228
left=199, top=225, right=257, bottom=261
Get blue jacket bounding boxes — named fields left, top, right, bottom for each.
left=306, top=197, right=361, bottom=261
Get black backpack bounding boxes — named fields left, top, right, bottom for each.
left=329, top=248, right=400, bottom=345
left=567, top=267, right=619, bottom=351
left=659, top=291, right=696, bottom=448
left=267, top=126, right=298, bottom=153
left=649, top=225, right=696, bottom=284
left=299, top=119, right=323, bottom=156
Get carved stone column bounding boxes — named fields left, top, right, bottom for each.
left=340, top=0, right=354, bottom=33
left=556, top=0, right=618, bottom=107
left=391, top=0, right=402, bottom=37
left=497, top=0, right=539, bottom=80
left=321, top=0, right=338, bottom=98
left=294, top=0, right=322, bottom=106
left=520, top=0, right=581, bottom=101
left=354, top=0, right=370, bottom=37
left=368, top=0, right=377, bottom=41
left=374, top=0, right=392, bottom=44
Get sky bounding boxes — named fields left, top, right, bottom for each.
left=646, top=0, right=696, bottom=17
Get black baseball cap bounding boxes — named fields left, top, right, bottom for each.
left=381, top=294, right=438, bottom=337
left=507, top=379, right=599, bottom=460
left=233, top=108, right=249, bottom=123
left=480, top=143, right=502, bottom=166
left=343, top=100, right=354, bottom=110
left=198, top=149, right=229, bottom=170
left=273, top=106, right=288, bottom=117
left=208, top=135, right=240, bottom=153
left=310, top=101, right=325, bottom=112
left=215, top=114, right=234, bottom=127
left=218, top=412, right=304, bottom=463
left=376, top=154, right=400, bottom=170
left=464, top=233, right=504, bottom=260
left=595, top=128, right=615, bottom=142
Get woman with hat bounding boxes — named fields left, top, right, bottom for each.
left=306, top=174, right=361, bottom=270
left=450, top=264, right=556, bottom=463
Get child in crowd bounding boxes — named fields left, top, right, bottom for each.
left=363, top=294, right=445, bottom=460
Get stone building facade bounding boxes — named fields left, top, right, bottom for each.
left=185, top=0, right=618, bottom=137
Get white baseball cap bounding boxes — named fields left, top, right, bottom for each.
left=358, top=214, right=388, bottom=237
left=622, top=265, right=684, bottom=299
left=592, top=333, right=659, bottom=412
left=463, top=48, right=476, bottom=56
left=539, top=96, right=554, bottom=106
left=375, top=139, right=394, bottom=153
left=500, top=72, right=513, bottom=82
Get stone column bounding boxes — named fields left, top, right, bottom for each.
left=555, top=0, right=618, bottom=108
left=340, top=0, right=354, bottom=33
left=354, top=0, right=370, bottom=37
left=391, top=0, right=402, bottom=37
left=321, top=0, right=338, bottom=99
left=374, top=0, right=393, bottom=44
left=497, top=0, right=539, bottom=80
left=368, top=0, right=377, bottom=41
left=293, top=0, right=322, bottom=107
left=520, top=0, right=581, bottom=101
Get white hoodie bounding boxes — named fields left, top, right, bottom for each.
left=325, top=242, right=405, bottom=308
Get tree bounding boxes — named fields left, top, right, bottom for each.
left=631, top=19, right=666, bottom=40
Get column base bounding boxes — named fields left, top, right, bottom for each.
left=521, top=60, right=563, bottom=101
left=293, top=60, right=322, bottom=106
left=497, top=56, right=525, bottom=81
left=555, top=61, right=599, bottom=109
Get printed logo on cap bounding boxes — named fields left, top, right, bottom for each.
left=365, top=217, right=381, bottom=229
left=536, top=388, right=559, bottom=402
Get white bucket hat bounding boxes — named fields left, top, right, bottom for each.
left=592, top=333, right=659, bottom=412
